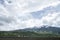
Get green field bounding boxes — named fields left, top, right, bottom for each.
left=0, top=31, right=60, bottom=37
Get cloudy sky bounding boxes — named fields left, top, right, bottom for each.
left=0, top=0, right=60, bottom=31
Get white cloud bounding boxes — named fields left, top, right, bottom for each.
left=0, top=0, right=60, bottom=31
left=40, top=12, right=60, bottom=27
left=3, top=0, right=60, bottom=14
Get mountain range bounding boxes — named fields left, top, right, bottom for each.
left=0, top=25, right=60, bottom=37
left=15, top=25, right=60, bottom=34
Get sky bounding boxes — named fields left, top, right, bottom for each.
left=0, top=0, right=60, bottom=31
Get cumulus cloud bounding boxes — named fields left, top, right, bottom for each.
left=40, top=12, right=60, bottom=27
left=0, top=0, right=60, bottom=31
